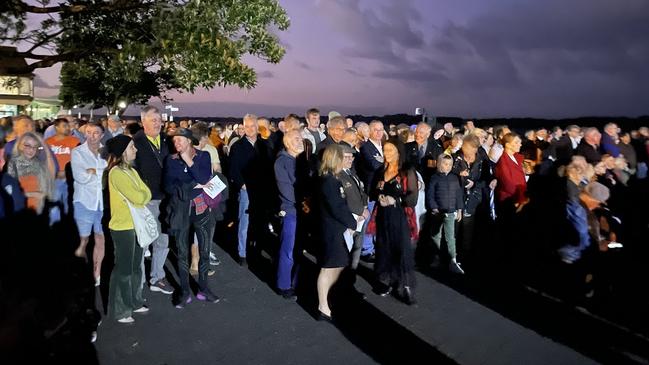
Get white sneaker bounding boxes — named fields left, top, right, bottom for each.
left=144, top=249, right=151, bottom=258
left=133, top=306, right=149, bottom=314
left=117, top=316, right=135, bottom=324
left=449, top=260, right=465, bottom=274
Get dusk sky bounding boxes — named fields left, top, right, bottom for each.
left=33, top=0, right=649, bottom=119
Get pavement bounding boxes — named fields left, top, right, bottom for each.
left=95, top=243, right=602, bottom=365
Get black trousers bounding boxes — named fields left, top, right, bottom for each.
left=174, top=212, right=212, bottom=295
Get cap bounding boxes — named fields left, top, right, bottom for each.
left=169, top=127, right=199, bottom=145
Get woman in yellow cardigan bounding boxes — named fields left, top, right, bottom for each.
left=105, top=135, right=152, bottom=324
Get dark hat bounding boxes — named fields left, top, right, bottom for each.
left=106, top=134, right=132, bottom=157
left=169, top=127, right=198, bottom=145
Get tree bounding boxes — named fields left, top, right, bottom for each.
left=0, top=0, right=290, bottom=108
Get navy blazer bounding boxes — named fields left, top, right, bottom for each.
left=133, top=130, right=170, bottom=200
left=358, top=140, right=383, bottom=193
left=319, top=173, right=357, bottom=248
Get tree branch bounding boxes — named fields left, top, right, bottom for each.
left=25, top=28, right=64, bottom=54
left=18, top=1, right=154, bottom=14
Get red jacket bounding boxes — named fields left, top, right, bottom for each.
left=494, top=152, right=527, bottom=204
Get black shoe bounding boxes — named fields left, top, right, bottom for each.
left=349, top=288, right=367, bottom=300
left=402, top=286, right=416, bottom=305
left=376, top=285, right=392, bottom=297
left=360, top=253, right=376, bottom=263
left=278, top=288, right=297, bottom=301
left=238, top=256, right=247, bottom=267
left=317, top=311, right=333, bottom=323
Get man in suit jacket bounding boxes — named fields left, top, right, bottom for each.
left=229, top=114, right=274, bottom=266
left=132, top=106, right=173, bottom=295
left=357, top=120, right=385, bottom=259
left=405, top=122, right=444, bottom=185
left=576, top=127, right=602, bottom=164
left=551, top=125, right=581, bottom=166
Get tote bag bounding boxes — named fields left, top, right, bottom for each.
left=117, top=169, right=159, bottom=247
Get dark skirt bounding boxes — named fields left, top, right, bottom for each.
left=375, top=206, right=416, bottom=288
left=320, top=237, right=351, bottom=269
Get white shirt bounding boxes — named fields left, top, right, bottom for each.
left=369, top=139, right=383, bottom=156
left=489, top=143, right=504, bottom=163
left=71, top=142, right=108, bottom=211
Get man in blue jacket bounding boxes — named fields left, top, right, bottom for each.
left=274, top=129, right=304, bottom=299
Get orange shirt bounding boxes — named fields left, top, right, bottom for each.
left=46, top=135, right=80, bottom=172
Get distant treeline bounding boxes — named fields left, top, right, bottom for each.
left=120, top=113, right=649, bottom=131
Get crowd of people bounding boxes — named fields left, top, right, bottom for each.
left=1, top=107, right=647, bottom=338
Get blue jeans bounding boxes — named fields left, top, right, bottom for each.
left=238, top=189, right=250, bottom=258
left=277, top=213, right=298, bottom=290
left=361, top=200, right=376, bottom=255
left=54, top=179, right=69, bottom=214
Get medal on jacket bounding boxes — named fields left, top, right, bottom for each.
left=339, top=186, right=346, bottom=199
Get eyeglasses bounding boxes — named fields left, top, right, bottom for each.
left=22, top=143, right=42, bottom=150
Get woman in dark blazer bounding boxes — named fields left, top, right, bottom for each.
left=316, top=144, right=358, bottom=321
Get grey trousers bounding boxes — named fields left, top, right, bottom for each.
left=141, top=199, right=170, bottom=285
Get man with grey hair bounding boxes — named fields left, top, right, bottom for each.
left=229, top=113, right=274, bottom=266
left=318, top=116, right=347, bottom=155
left=132, top=105, right=174, bottom=294
left=576, top=127, right=603, bottom=164
left=101, top=115, right=124, bottom=144
left=405, top=122, right=444, bottom=183
left=601, top=122, right=620, bottom=157
left=355, top=122, right=370, bottom=143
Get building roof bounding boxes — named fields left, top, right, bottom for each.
left=0, top=46, right=32, bottom=76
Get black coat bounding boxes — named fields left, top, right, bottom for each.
left=426, top=171, right=464, bottom=213
left=319, top=173, right=357, bottom=248
left=132, top=130, right=169, bottom=200
left=228, top=136, right=273, bottom=192
left=576, top=140, right=602, bottom=164
left=358, top=140, right=383, bottom=193
left=404, top=138, right=444, bottom=184
left=338, top=169, right=368, bottom=216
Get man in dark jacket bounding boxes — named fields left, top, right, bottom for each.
left=357, top=120, right=385, bottom=260
left=132, top=106, right=173, bottom=295
left=576, top=127, right=602, bottom=164
left=405, top=122, right=444, bottom=184
left=426, top=154, right=465, bottom=274
left=229, top=114, right=274, bottom=266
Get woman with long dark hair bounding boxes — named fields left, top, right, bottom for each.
left=105, top=135, right=152, bottom=323
left=369, top=138, right=418, bottom=304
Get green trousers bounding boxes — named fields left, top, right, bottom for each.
left=431, top=213, right=457, bottom=259
left=108, top=229, right=144, bottom=320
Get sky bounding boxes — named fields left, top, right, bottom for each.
left=32, top=0, right=649, bottom=119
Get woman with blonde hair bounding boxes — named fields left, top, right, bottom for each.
left=316, top=144, right=359, bottom=321
left=7, top=132, right=56, bottom=215
left=105, top=135, right=152, bottom=323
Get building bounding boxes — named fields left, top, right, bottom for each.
left=0, top=46, right=34, bottom=117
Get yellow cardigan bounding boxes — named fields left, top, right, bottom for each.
left=108, top=166, right=152, bottom=231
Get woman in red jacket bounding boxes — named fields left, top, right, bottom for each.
left=494, top=133, right=528, bottom=215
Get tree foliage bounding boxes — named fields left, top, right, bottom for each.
left=0, top=0, right=290, bottom=109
